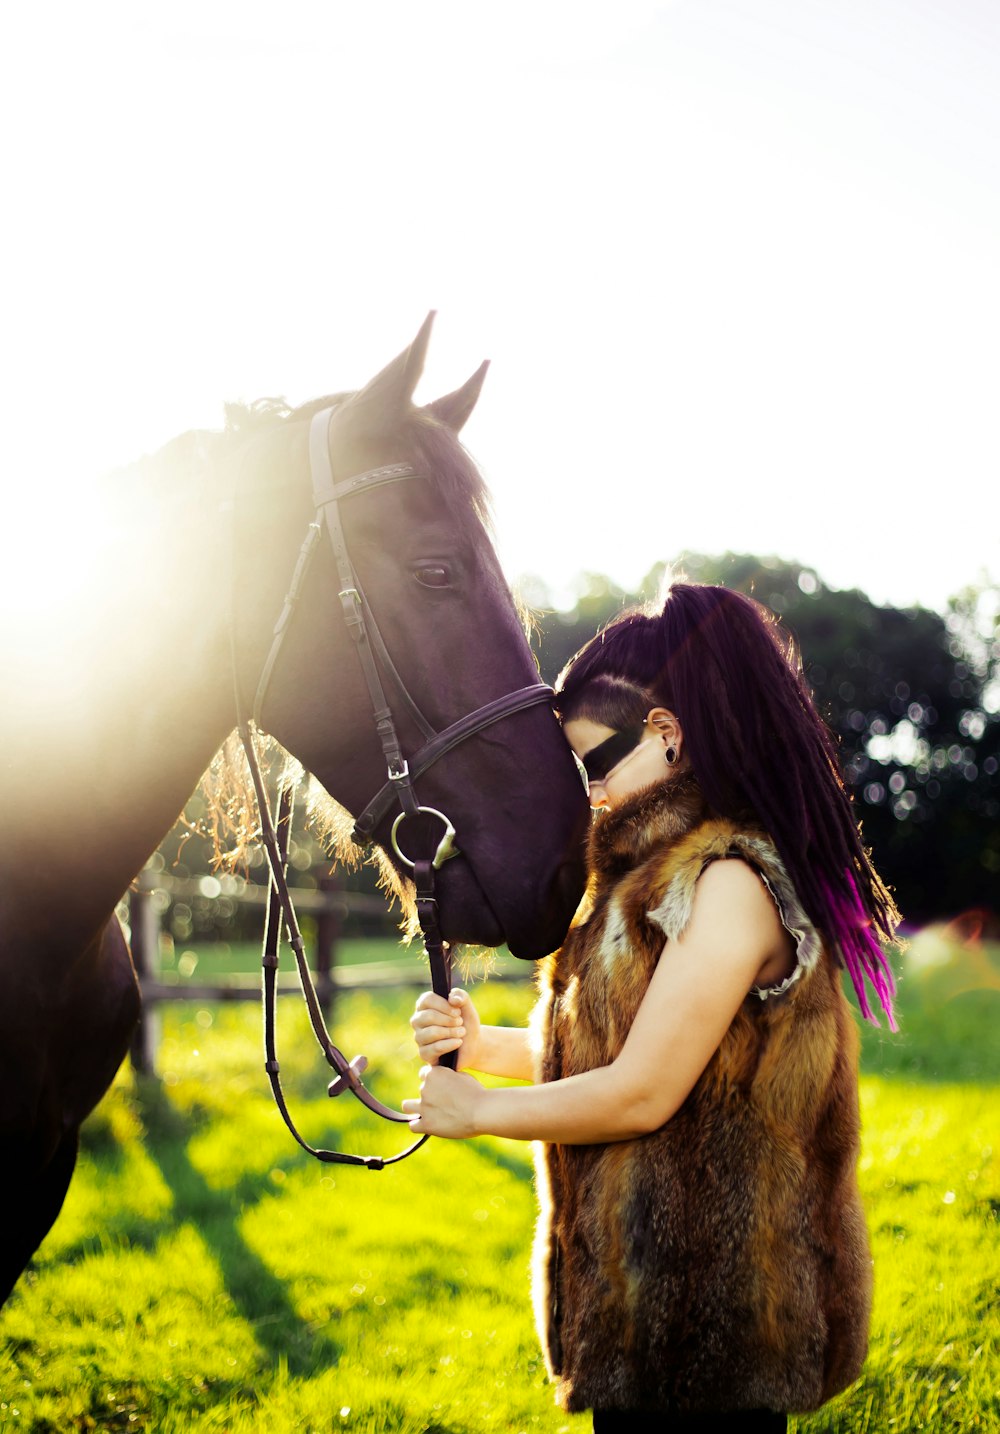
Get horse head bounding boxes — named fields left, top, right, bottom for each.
left=230, top=315, right=589, bottom=958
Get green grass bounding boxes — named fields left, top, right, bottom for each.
left=156, top=937, right=528, bottom=982
left=158, top=936, right=419, bottom=978
left=1, top=938, right=997, bottom=1432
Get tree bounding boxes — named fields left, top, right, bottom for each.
left=522, top=557, right=1000, bottom=923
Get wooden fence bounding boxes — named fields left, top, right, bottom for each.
left=126, top=867, right=416, bottom=1074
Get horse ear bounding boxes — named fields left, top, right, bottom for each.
left=350, top=311, right=436, bottom=418
left=424, top=360, right=490, bottom=433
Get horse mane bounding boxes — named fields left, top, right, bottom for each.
left=192, top=730, right=416, bottom=933
left=222, top=392, right=496, bottom=536
left=107, top=391, right=494, bottom=538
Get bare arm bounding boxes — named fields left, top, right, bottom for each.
left=471, top=1023, right=536, bottom=1082
left=403, top=861, right=794, bottom=1142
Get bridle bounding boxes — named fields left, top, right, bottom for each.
left=233, top=405, right=554, bottom=1169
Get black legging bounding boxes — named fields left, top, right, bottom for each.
left=593, top=1408, right=787, bottom=1433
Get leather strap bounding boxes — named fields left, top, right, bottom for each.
left=252, top=522, right=324, bottom=727
left=308, top=410, right=422, bottom=810
left=233, top=405, right=553, bottom=1168
left=352, top=683, right=555, bottom=843
left=256, top=745, right=431, bottom=1168
left=306, top=416, right=437, bottom=744
left=413, top=856, right=456, bottom=1072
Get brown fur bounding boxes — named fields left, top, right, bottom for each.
left=531, top=775, right=872, bottom=1413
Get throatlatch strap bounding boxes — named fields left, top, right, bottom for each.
left=252, top=521, right=323, bottom=728
left=308, top=408, right=430, bottom=797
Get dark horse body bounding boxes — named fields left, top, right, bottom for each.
left=0, top=316, right=589, bottom=1305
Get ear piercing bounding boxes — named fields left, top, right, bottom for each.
left=665, top=745, right=678, bottom=766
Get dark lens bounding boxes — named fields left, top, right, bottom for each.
left=583, top=726, right=643, bottom=784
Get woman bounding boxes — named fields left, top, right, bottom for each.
left=404, top=582, right=899, bottom=1432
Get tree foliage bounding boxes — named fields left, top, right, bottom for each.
left=524, top=555, right=1000, bottom=925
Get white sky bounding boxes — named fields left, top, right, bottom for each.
left=2, top=0, right=998, bottom=614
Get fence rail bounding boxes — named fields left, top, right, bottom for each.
left=125, top=868, right=525, bottom=1073
left=127, top=868, right=407, bottom=1073
left=144, top=871, right=393, bottom=917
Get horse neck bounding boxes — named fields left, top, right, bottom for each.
left=4, top=482, right=236, bottom=945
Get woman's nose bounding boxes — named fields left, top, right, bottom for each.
left=587, top=780, right=609, bottom=810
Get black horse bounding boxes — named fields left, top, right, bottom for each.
left=0, top=315, right=589, bottom=1304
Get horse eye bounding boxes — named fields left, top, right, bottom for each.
left=413, top=564, right=451, bottom=589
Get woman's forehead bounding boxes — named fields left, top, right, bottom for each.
left=562, top=716, right=617, bottom=757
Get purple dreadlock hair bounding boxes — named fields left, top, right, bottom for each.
left=555, top=581, right=899, bottom=1028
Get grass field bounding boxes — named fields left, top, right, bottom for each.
left=0, top=932, right=997, bottom=1433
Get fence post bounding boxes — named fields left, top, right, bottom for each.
left=316, top=874, right=341, bottom=1018
left=129, top=868, right=161, bottom=1075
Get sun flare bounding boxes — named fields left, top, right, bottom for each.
left=3, top=478, right=124, bottom=672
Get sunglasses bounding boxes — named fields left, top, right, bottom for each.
left=580, top=724, right=645, bottom=787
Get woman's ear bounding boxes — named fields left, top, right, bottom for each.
left=646, top=707, right=683, bottom=751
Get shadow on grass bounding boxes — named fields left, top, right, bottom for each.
left=135, top=1078, right=343, bottom=1377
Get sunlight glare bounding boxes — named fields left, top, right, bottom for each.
left=4, top=465, right=122, bottom=670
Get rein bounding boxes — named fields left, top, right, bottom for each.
left=233, top=406, right=553, bottom=1168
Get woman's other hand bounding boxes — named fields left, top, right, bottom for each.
left=410, top=988, right=481, bottom=1070
left=401, top=1064, right=484, bottom=1139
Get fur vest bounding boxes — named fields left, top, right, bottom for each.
left=530, top=774, right=872, bottom=1414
